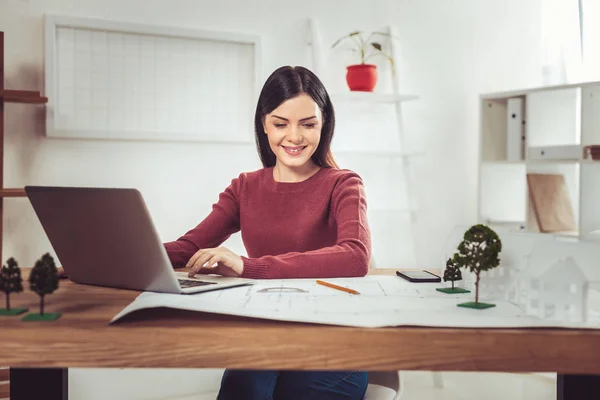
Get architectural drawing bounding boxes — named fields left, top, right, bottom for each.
left=110, top=275, right=596, bottom=329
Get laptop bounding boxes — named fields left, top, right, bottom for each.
left=25, top=186, right=253, bottom=294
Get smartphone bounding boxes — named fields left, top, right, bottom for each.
left=396, top=270, right=441, bottom=283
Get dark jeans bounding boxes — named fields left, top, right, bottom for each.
left=217, top=369, right=368, bottom=400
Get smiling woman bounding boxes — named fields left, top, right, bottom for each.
left=263, top=94, right=324, bottom=176
left=165, top=66, right=370, bottom=281
left=163, top=65, right=371, bottom=400
left=255, top=66, right=339, bottom=178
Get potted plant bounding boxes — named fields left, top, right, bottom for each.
left=331, top=30, right=396, bottom=92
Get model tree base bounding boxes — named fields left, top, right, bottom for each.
left=0, top=307, right=28, bottom=316
left=22, top=312, right=62, bottom=321
left=436, top=288, right=471, bottom=294
left=457, top=302, right=496, bottom=310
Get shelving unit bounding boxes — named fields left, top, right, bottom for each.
left=307, top=19, right=424, bottom=268
left=330, top=92, right=419, bottom=104
left=0, top=31, right=48, bottom=263
left=478, top=80, right=600, bottom=239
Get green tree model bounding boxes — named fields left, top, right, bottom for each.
left=443, top=256, right=462, bottom=290
left=454, top=224, right=502, bottom=309
left=0, top=257, right=25, bottom=314
left=436, top=255, right=471, bottom=294
left=28, top=253, right=59, bottom=316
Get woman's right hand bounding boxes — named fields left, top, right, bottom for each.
left=185, top=246, right=244, bottom=277
left=57, top=266, right=68, bottom=279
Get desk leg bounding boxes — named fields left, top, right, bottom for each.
left=10, top=368, right=68, bottom=400
left=557, top=374, right=600, bottom=400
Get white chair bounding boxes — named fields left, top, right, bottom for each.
left=161, top=369, right=402, bottom=400
left=365, top=370, right=403, bottom=400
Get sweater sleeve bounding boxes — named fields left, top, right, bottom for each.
left=240, top=172, right=371, bottom=279
left=164, top=176, right=242, bottom=268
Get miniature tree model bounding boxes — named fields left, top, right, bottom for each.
left=436, top=255, right=470, bottom=294
left=23, top=253, right=61, bottom=321
left=454, top=224, right=502, bottom=310
left=0, top=257, right=28, bottom=315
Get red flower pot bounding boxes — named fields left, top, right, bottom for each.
left=346, top=64, right=378, bottom=92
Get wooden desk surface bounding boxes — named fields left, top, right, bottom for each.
left=2, top=268, right=600, bottom=374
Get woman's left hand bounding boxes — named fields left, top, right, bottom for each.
left=186, top=247, right=244, bottom=277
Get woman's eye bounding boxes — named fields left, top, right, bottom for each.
left=274, top=124, right=286, bottom=128
left=303, top=123, right=316, bottom=129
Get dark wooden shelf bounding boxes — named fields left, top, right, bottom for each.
left=0, top=380, right=9, bottom=398
left=0, top=31, right=44, bottom=271
left=0, top=188, right=26, bottom=197
left=0, top=89, right=48, bottom=104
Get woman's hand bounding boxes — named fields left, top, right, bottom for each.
left=186, top=247, right=244, bottom=277
left=57, top=266, right=68, bottom=279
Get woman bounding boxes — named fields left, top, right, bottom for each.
left=164, top=65, right=371, bottom=400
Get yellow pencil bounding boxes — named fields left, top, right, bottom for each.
left=316, top=280, right=360, bottom=295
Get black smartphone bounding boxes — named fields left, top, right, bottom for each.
left=396, top=270, right=441, bottom=283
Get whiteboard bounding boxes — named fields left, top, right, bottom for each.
left=44, top=15, right=261, bottom=142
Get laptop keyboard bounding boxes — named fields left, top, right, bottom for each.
left=178, top=279, right=218, bottom=288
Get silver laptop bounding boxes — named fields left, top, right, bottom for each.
left=25, top=186, right=253, bottom=294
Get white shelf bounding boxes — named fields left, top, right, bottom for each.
left=335, top=149, right=425, bottom=158
left=484, top=219, right=526, bottom=226
left=370, top=207, right=420, bottom=214
left=482, top=160, right=526, bottom=165
left=483, top=158, right=600, bottom=165
left=524, top=144, right=600, bottom=163
left=527, top=144, right=583, bottom=162
left=526, top=159, right=585, bottom=164
left=330, top=92, right=419, bottom=104
left=553, top=231, right=580, bottom=238
left=481, top=79, right=600, bottom=100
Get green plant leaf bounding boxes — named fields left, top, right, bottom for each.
left=331, top=31, right=363, bottom=48
left=371, top=42, right=382, bottom=51
left=372, top=31, right=402, bottom=41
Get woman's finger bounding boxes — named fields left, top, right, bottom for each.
left=195, top=258, right=222, bottom=275
left=185, top=249, right=205, bottom=269
left=195, top=266, right=217, bottom=275
left=188, top=252, right=210, bottom=276
left=193, top=255, right=221, bottom=275
left=188, top=251, right=214, bottom=276
left=205, top=254, right=221, bottom=269
left=57, top=267, right=68, bottom=279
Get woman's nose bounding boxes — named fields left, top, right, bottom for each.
left=287, top=126, right=302, bottom=143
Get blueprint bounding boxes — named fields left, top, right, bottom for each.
left=110, top=274, right=600, bottom=329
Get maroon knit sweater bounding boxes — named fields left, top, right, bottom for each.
left=163, top=166, right=371, bottom=279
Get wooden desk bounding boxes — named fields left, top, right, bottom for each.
left=2, top=269, right=600, bottom=399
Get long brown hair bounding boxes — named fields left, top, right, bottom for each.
left=254, top=66, right=338, bottom=169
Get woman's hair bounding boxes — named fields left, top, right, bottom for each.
left=254, top=66, right=338, bottom=169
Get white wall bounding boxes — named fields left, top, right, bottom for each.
left=1, top=0, right=543, bottom=397
left=1, top=0, right=544, bottom=271
left=1, top=0, right=543, bottom=270
left=384, top=0, right=543, bottom=264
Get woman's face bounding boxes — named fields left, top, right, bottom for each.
left=263, top=93, right=322, bottom=170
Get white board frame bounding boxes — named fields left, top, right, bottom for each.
left=44, top=14, right=262, bottom=143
